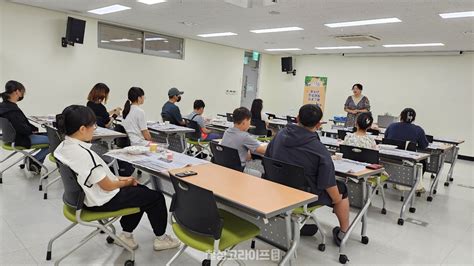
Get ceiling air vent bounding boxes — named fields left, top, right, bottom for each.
left=334, top=35, right=380, bottom=42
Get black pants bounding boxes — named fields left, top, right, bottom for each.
left=86, top=184, right=167, bottom=236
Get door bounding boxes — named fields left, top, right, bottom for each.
left=240, top=51, right=260, bottom=108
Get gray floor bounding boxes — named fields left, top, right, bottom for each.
left=0, top=150, right=473, bottom=265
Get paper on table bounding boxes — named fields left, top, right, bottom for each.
left=333, top=159, right=367, bottom=174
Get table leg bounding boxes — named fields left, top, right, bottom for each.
left=428, top=153, right=445, bottom=201
left=445, top=146, right=459, bottom=184
left=279, top=212, right=300, bottom=266
left=399, top=163, right=422, bottom=225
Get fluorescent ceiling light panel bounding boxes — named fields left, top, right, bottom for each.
left=100, top=40, right=110, bottom=43
left=439, top=11, right=474, bottom=19
left=145, top=37, right=166, bottom=41
left=197, top=32, right=237, bottom=37
left=383, top=43, right=445, bottom=48
left=88, top=5, right=131, bottom=15
left=264, top=48, right=301, bottom=51
left=110, top=38, right=134, bottom=42
left=250, top=27, right=303, bottom=33
left=137, top=0, right=167, bottom=5
left=325, top=17, right=401, bottom=28
left=315, top=46, right=362, bottom=50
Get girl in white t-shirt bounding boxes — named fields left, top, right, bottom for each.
left=54, top=105, right=179, bottom=251
left=122, top=87, right=152, bottom=146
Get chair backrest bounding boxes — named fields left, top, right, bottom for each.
left=169, top=174, right=223, bottom=240
left=286, top=115, right=297, bottom=124
left=56, top=159, right=85, bottom=210
left=337, top=130, right=348, bottom=140
left=426, top=134, right=434, bottom=143
left=249, top=119, right=267, bottom=136
left=45, top=125, right=63, bottom=153
left=382, top=138, right=408, bottom=150
left=113, top=124, right=131, bottom=148
left=339, top=144, right=379, bottom=164
left=209, top=142, right=243, bottom=172
left=367, top=128, right=380, bottom=136
left=266, top=113, right=276, bottom=120
left=262, top=157, right=313, bottom=192
left=0, top=117, right=16, bottom=143
left=377, top=115, right=398, bottom=128
left=226, top=113, right=234, bottom=122
left=406, top=141, right=417, bottom=152
left=183, top=118, right=201, bottom=140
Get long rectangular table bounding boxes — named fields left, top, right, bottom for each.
left=147, top=122, right=194, bottom=153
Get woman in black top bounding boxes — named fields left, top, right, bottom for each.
left=86, top=83, right=122, bottom=128
left=250, top=98, right=272, bottom=136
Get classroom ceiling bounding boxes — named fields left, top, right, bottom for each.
left=11, top=0, right=474, bottom=55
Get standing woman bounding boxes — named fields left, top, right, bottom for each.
left=343, top=84, right=371, bottom=128
left=86, top=83, right=122, bottom=128
left=122, top=87, right=152, bottom=146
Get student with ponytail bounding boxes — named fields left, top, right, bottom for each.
left=343, top=112, right=377, bottom=149
left=121, top=87, right=152, bottom=146
left=384, top=108, right=429, bottom=149
left=0, top=80, right=49, bottom=174
left=54, top=105, right=180, bottom=251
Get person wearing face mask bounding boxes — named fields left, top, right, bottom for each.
left=343, top=83, right=371, bottom=128
left=0, top=80, right=49, bottom=174
left=161, top=87, right=185, bottom=126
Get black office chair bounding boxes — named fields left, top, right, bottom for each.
left=209, top=142, right=243, bottom=172
left=112, top=124, right=136, bottom=177
left=367, top=128, right=380, bottom=136
left=382, top=138, right=407, bottom=150
left=226, top=113, right=234, bottom=122
left=46, top=160, right=140, bottom=266
left=266, top=113, right=276, bottom=120
left=337, top=130, right=349, bottom=140
left=261, top=157, right=326, bottom=251
left=113, top=124, right=131, bottom=148
left=39, top=125, right=64, bottom=199
left=167, top=174, right=260, bottom=265
left=249, top=118, right=268, bottom=136
left=339, top=145, right=387, bottom=214
left=426, top=135, right=434, bottom=143
left=286, top=116, right=297, bottom=124
left=183, top=118, right=210, bottom=158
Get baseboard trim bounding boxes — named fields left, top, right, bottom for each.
left=459, top=155, right=474, bottom=162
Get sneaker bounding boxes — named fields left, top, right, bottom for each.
left=28, top=160, right=41, bottom=175
left=116, top=232, right=139, bottom=250
left=332, top=226, right=342, bottom=247
left=154, top=234, right=180, bottom=251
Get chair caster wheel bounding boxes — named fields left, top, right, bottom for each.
left=383, top=183, right=388, bottom=189
left=375, top=190, right=379, bottom=195
left=431, top=174, right=435, bottom=179
left=39, top=185, right=43, bottom=191
left=416, top=192, right=421, bottom=197
left=361, top=236, right=369, bottom=244
left=427, top=196, right=433, bottom=202
left=106, top=236, right=114, bottom=244
left=444, top=182, right=449, bottom=187
left=137, top=170, right=142, bottom=176
left=124, top=260, right=134, bottom=266
left=398, top=218, right=404, bottom=226
left=20, top=164, right=25, bottom=169
left=433, top=190, right=437, bottom=195
left=202, top=259, right=211, bottom=266
left=318, top=243, right=325, bottom=251
left=43, top=193, right=47, bottom=200
left=339, top=254, right=349, bottom=264
left=449, top=178, right=454, bottom=182
left=381, top=208, right=387, bottom=215
left=400, top=196, right=404, bottom=202
left=409, top=207, right=416, bottom=213
left=46, top=251, right=51, bottom=261
left=250, top=240, right=255, bottom=249
left=0, top=178, right=2, bottom=184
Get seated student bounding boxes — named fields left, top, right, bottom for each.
left=384, top=108, right=429, bottom=150
left=86, top=83, right=122, bottom=128
left=221, top=107, right=267, bottom=174
left=186, top=100, right=222, bottom=141
left=0, top=80, right=49, bottom=174
left=343, top=112, right=377, bottom=149
left=54, top=105, right=180, bottom=251
left=122, top=87, right=152, bottom=146
left=265, top=104, right=350, bottom=246
left=250, top=99, right=272, bottom=137
left=161, top=88, right=185, bottom=126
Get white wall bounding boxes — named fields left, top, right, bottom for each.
left=0, top=1, right=244, bottom=121
left=259, top=53, right=474, bottom=157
